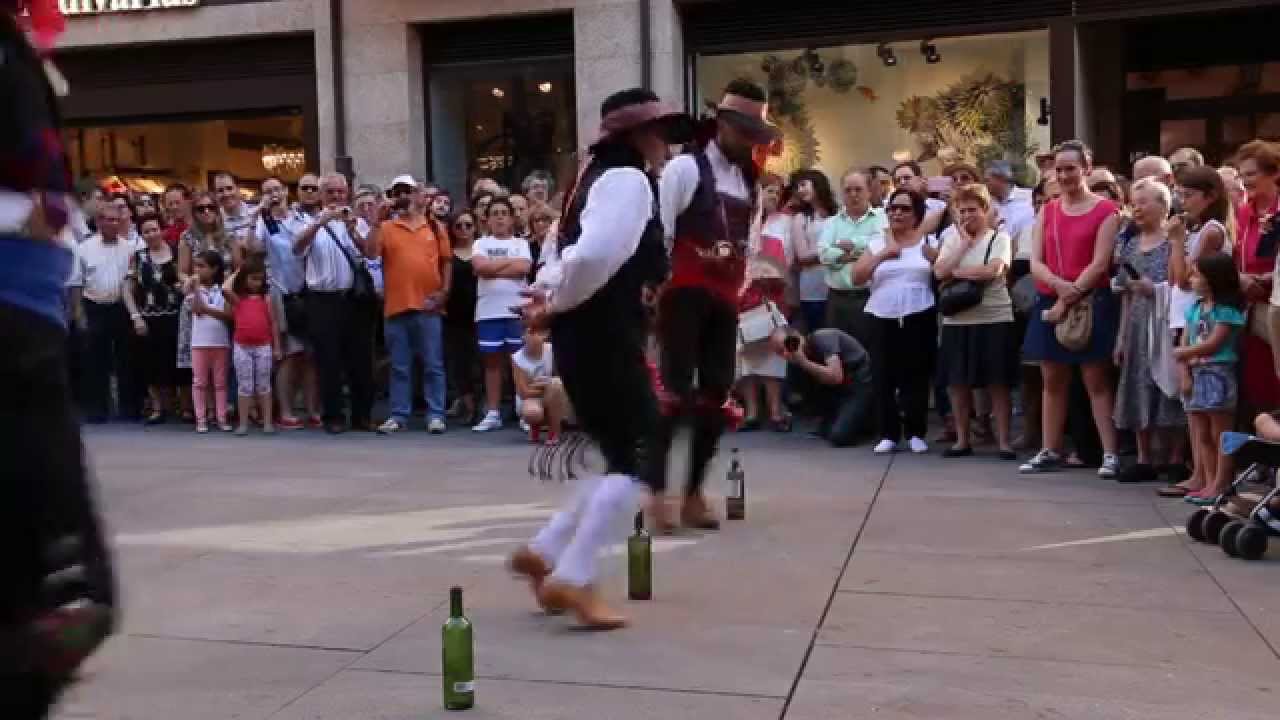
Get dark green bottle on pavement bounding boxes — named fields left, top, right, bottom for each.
left=627, top=511, right=652, bottom=600
left=726, top=448, right=746, bottom=520
left=442, top=586, right=474, bottom=710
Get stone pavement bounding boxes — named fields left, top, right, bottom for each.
left=55, top=424, right=1280, bottom=719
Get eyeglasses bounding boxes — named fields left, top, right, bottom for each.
left=886, top=204, right=914, bottom=214
left=194, top=205, right=217, bottom=213
left=299, top=185, right=319, bottom=192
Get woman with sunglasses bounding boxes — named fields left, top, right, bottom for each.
left=177, top=191, right=235, bottom=423
left=853, top=187, right=940, bottom=454
left=445, top=210, right=482, bottom=423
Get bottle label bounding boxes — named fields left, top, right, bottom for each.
left=453, top=681, right=475, bottom=693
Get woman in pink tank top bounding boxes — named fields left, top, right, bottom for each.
left=1020, top=140, right=1123, bottom=477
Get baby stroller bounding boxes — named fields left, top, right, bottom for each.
left=1185, top=433, right=1280, bottom=561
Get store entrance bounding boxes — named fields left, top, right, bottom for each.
left=1118, top=7, right=1280, bottom=165
left=65, top=111, right=309, bottom=194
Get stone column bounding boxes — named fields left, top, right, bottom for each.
left=331, top=21, right=427, bottom=186
left=572, top=1, right=643, bottom=151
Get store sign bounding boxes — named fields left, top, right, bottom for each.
left=59, top=0, right=201, bottom=15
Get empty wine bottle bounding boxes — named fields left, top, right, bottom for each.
left=441, top=586, right=474, bottom=710
left=627, top=511, right=652, bottom=600
left=726, top=448, right=745, bottom=520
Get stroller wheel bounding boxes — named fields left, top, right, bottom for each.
left=1186, top=509, right=1211, bottom=543
left=1202, top=511, right=1232, bottom=546
left=1220, top=521, right=1246, bottom=557
left=1235, top=526, right=1269, bottom=561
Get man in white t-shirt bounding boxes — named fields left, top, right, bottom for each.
left=471, top=197, right=532, bottom=431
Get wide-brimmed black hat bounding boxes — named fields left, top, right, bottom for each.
left=593, top=89, right=694, bottom=147
left=715, top=84, right=781, bottom=145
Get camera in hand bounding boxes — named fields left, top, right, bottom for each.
left=783, top=333, right=801, bottom=353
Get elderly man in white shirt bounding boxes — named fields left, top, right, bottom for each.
left=292, top=172, right=375, bottom=433
left=70, top=204, right=144, bottom=422
left=984, top=161, right=1035, bottom=257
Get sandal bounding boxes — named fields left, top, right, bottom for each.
left=1064, top=454, right=1088, bottom=469
left=1157, top=485, right=1190, bottom=498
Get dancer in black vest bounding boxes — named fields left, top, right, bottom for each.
left=508, top=89, right=690, bottom=630
left=647, top=80, right=780, bottom=532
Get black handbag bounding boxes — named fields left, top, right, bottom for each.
left=938, top=232, right=995, bottom=317
left=324, top=225, right=377, bottom=305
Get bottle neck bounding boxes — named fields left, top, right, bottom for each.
left=449, top=587, right=463, bottom=617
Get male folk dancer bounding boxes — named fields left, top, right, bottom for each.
left=508, top=89, right=691, bottom=629
left=2, top=3, right=117, bottom=716
left=647, top=80, right=780, bottom=532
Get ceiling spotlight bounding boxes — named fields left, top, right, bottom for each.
left=538, top=81, right=553, bottom=94
left=876, top=43, right=897, bottom=67
left=920, top=40, right=940, bottom=64
left=491, top=87, right=505, bottom=98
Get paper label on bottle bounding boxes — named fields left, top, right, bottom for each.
left=453, top=681, right=475, bottom=693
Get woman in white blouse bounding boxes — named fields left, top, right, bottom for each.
left=853, top=188, right=939, bottom=454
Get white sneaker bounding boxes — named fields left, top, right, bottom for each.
left=472, top=410, right=503, bottom=433
left=1097, top=453, right=1121, bottom=479
left=873, top=439, right=897, bottom=454
left=519, top=419, right=531, bottom=434
left=377, top=418, right=403, bottom=435
left=908, top=436, right=929, bottom=454
left=427, top=417, right=447, bottom=435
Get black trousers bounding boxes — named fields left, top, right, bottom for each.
left=305, top=292, right=375, bottom=425
left=648, top=286, right=737, bottom=496
left=552, top=320, right=658, bottom=482
left=869, top=307, right=937, bottom=443
left=1, top=303, right=116, bottom=719
left=81, top=300, right=140, bottom=420
left=444, top=320, right=480, bottom=407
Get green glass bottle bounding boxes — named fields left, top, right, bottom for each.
left=441, top=586, right=474, bottom=710
left=627, top=511, right=652, bottom=600
left=726, top=448, right=745, bottom=520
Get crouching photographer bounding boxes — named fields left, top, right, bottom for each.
left=771, top=327, right=873, bottom=447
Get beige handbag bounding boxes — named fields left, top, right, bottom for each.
left=1048, top=202, right=1094, bottom=351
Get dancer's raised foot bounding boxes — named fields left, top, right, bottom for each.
left=537, top=581, right=628, bottom=630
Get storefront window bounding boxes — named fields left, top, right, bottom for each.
left=64, top=112, right=308, bottom=194
left=695, top=30, right=1050, bottom=183
left=429, top=60, right=576, bottom=203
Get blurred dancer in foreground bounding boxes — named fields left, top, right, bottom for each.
left=508, top=88, right=688, bottom=629
left=1, top=2, right=117, bottom=717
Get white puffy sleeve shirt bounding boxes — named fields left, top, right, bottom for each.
left=863, top=234, right=936, bottom=320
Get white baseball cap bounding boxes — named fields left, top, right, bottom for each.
left=388, top=174, right=419, bottom=190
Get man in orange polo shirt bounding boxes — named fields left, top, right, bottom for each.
left=368, top=174, right=452, bottom=434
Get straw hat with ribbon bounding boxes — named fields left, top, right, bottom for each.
left=714, top=83, right=782, bottom=146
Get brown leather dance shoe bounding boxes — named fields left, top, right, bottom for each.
left=680, top=493, right=721, bottom=531
left=508, top=546, right=560, bottom=613
left=537, top=581, right=628, bottom=630
left=648, top=495, right=677, bottom=535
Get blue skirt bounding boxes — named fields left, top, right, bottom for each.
left=1022, top=291, right=1119, bottom=365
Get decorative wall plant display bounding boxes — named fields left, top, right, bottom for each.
left=896, top=71, right=1037, bottom=172
left=758, top=50, right=859, bottom=172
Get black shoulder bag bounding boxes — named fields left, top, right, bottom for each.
left=938, top=232, right=995, bottom=317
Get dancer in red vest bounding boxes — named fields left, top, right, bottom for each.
left=647, top=80, right=780, bottom=531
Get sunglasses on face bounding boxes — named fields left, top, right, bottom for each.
left=195, top=205, right=217, bottom=213
left=887, top=204, right=914, bottom=214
